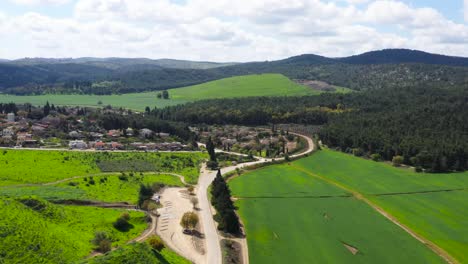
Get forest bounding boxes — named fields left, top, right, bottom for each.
left=152, top=85, right=468, bottom=172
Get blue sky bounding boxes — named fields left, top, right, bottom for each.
left=0, top=0, right=467, bottom=61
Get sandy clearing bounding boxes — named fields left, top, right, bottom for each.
left=156, top=187, right=205, bottom=264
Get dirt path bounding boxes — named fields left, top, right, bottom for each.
left=156, top=187, right=205, bottom=264
left=0, top=172, right=188, bottom=188
left=291, top=165, right=458, bottom=264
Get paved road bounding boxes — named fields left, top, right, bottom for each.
left=196, top=132, right=315, bottom=264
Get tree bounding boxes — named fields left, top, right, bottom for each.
left=180, top=212, right=199, bottom=230
left=157, top=93, right=162, bottom=99
left=43, top=101, right=50, bottom=116
left=162, top=90, right=169, bottom=99
left=187, top=186, right=195, bottom=194
left=206, top=137, right=217, bottom=162
left=147, top=235, right=165, bottom=251
left=392, top=155, right=404, bottom=167
left=145, top=106, right=151, bottom=114
left=190, top=197, right=199, bottom=209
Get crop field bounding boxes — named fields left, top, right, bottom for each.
left=291, top=150, right=468, bottom=263
left=229, top=164, right=444, bottom=263
left=0, top=74, right=351, bottom=110
left=0, top=149, right=204, bottom=186
left=0, top=197, right=147, bottom=263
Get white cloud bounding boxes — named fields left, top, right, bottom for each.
left=9, top=0, right=70, bottom=5
left=0, top=0, right=467, bottom=60
left=464, top=0, right=468, bottom=22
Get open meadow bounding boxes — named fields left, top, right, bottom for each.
left=0, top=149, right=205, bottom=186
left=0, top=74, right=351, bottom=110
left=229, top=150, right=468, bottom=263
left=0, top=197, right=147, bottom=263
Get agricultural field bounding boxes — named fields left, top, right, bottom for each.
left=0, top=74, right=351, bottom=110
left=0, top=197, right=147, bottom=263
left=292, top=150, right=468, bottom=263
left=230, top=150, right=468, bottom=263
left=0, top=149, right=205, bottom=186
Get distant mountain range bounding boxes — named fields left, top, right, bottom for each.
left=0, top=49, right=467, bottom=95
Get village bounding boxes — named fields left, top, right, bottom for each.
left=0, top=110, right=190, bottom=152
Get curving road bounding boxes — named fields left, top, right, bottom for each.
left=196, top=132, right=315, bottom=264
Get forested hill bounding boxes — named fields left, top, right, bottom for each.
left=337, top=49, right=468, bottom=66
left=151, top=84, right=468, bottom=173
left=1, top=49, right=468, bottom=95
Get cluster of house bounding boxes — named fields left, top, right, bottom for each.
left=1, top=112, right=182, bottom=151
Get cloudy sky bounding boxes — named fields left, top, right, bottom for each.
left=0, top=0, right=467, bottom=61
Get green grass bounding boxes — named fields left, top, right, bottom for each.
left=0, top=197, right=147, bottom=263
left=0, top=74, right=351, bottom=110
left=85, top=242, right=190, bottom=264
left=58, top=173, right=184, bottom=204
left=0, top=150, right=204, bottom=186
left=291, top=150, right=468, bottom=263
left=229, top=165, right=444, bottom=263
left=0, top=173, right=184, bottom=204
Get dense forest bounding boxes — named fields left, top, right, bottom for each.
left=1, top=49, right=467, bottom=95
left=151, top=85, right=468, bottom=173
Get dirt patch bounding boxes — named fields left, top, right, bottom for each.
left=343, top=242, right=359, bottom=255
left=295, top=80, right=336, bottom=92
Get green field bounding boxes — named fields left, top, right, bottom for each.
left=291, top=150, right=468, bottom=263
left=0, top=149, right=204, bottom=186
left=0, top=197, right=147, bottom=263
left=230, top=150, right=468, bottom=263
left=0, top=173, right=184, bottom=204
left=0, top=74, right=351, bottom=110
left=85, top=242, right=190, bottom=264
left=229, top=163, right=444, bottom=263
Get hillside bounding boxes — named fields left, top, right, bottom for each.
left=1, top=49, right=467, bottom=95
left=337, top=49, right=468, bottom=66
left=0, top=74, right=349, bottom=110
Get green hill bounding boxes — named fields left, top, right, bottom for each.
left=0, top=74, right=349, bottom=110
left=168, top=73, right=327, bottom=100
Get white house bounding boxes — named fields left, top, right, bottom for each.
left=6, top=113, right=15, bottom=122
left=69, top=140, right=88, bottom=149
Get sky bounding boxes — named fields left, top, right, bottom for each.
left=0, top=0, right=467, bottom=61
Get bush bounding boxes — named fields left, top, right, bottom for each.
left=98, top=239, right=112, bottom=253
left=415, top=166, right=423, bottom=173
left=370, top=153, right=381, bottom=161
left=207, top=160, right=219, bottom=170
left=392, top=155, right=404, bottom=167
left=92, top=231, right=112, bottom=252
left=113, top=217, right=131, bottom=231
left=147, top=235, right=165, bottom=251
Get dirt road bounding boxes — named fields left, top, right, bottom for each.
left=197, top=132, right=315, bottom=264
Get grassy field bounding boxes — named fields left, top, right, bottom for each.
left=0, top=74, right=351, bottom=110
left=229, top=164, right=444, bottom=263
left=0, top=149, right=204, bottom=186
left=85, top=242, right=190, bottom=264
left=291, top=150, right=468, bottom=263
left=0, top=173, right=184, bottom=204
left=0, top=197, right=147, bottom=263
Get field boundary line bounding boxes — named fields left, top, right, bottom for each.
left=291, top=165, right=458, bottom=264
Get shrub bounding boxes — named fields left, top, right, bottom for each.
left=113, top=216, right=131, bottom=231
left=147, top=235, right=165, bottom=251
left=392, top=155, right=404, bottom=167
left=98, top=239, right=112, bottom=253
left=120, top=212, right=131, bottom=221
left=370, top=153, right=381, bottom=161
left=92, top=231, right=112, bottom=252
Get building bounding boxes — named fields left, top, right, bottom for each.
left=139, top=128, right=153, bottom=138
left=7, top=113, right=15, bottom=122
left=69, top=140, right=88, bottom=149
